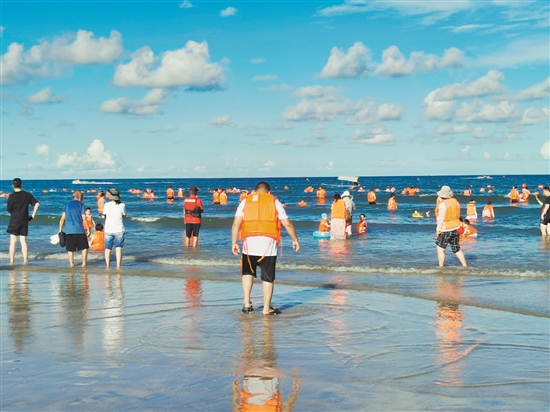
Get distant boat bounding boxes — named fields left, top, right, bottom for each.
left=72, top=179, right=81, bottom=184
left=337, top=176, right=359, bottom=184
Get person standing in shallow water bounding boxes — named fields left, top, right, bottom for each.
left=435, top=186, right=467, bottom=267
left=103, top=188, right=127, bottom=268
left=58, top=191, right=89, bottom=267
left=231, top=181, right=300, bottom=315
left=6, top=178, right=40, bottom=264
left=183, top=186, right=204, bottom=248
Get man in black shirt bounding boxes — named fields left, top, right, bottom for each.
left=6, top=178, right=40, bottom=264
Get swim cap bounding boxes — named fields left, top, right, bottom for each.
left=321, top=213, right=327, bottom=219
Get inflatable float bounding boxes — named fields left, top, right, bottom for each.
left=312, top=231, right=331, bottom=239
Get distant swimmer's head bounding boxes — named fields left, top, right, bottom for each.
left=334, top=193, right=342, bottom=200
left=255, top=181, right=271, bottom=193
left=107, top=187, right=121, bottom=201
left=12, top=178, right=22, bottom=189
left=321, top=213, right=328, bottom=219
left=95, top=223, right=104, bottom=232
left=464, top=219, right=471, bottom=225
left=487, top=201, right=492, bottom=205
left=470, top=199, right=475, bottom=203
left=360, top=213, right=366, bottom=219
left=544, top=186, right=550, bottom=195
left=390, top=193, right=395, bottom=198
left=437, top=185, right=454, bottom=199
left=189, top=186, right=199, bottom=194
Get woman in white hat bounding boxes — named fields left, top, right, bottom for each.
left=103, top=188, right=127, bottom=268
left=341, top=191, right=355, bottom=236
left=435, top=186, right=467, bottom=267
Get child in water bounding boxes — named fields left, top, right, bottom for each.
left=356, top=214, right=367, bottom=235
left=83, top=207, right=95, bottom=242
left=412, top=210, right=423, bottom=218
left=318, top=213, right=330, bottom=232
left=461, top=219, right=478, bottom=239
left=482, top=201, right=495, bottom=218
left=90, top=223, right=105, bottom=252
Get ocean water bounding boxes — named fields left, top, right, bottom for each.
left=1, top=174, right=549, bottom=315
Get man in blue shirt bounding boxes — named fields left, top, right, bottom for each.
left=58, top=191, right=89, bottom=267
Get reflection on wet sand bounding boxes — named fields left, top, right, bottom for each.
left=182, top=278, right=203, bottom=345
left=58, top=273, right=90, bottom=351
left=8, top=272, right=31, bottom=351
left=233, top=317, right=300, bottom=412
left=434, top=277, right=477, bottom=386
left=102, top=274, right=125, bottom=356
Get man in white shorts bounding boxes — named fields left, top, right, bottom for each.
left=231, top=182, right=300, bottom=315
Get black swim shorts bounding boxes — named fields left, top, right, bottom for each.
left=185, top=223, right=201, bottom=238
left=6, top=221, right=29, bottom=236
left=542, top=214, right=550, bottom=225
left=241, top=254, right=277, bottom=283
left=65, top=233, right=89, bottom=252
left=435, top=230, right=461, bottom=253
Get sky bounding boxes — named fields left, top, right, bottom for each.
left=1, top=0, right=549, bottom=179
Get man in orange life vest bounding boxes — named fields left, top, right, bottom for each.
left=435, top=186, right=468, bottom=267
left=231, top=182, right=300, bottom=315
left=183, top=186, right=205, bottom=248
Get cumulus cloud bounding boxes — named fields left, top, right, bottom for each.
left=272, top=139, right=290, bottom=145
left=519, top=107, right=550, bottom=124
left=350, top=126, right=396, bottom=145
left=113, top=41, right=224, bottom=90
left=1, top=30, right=122, bottom=85
left=54, top=139, right=118, bottom=172
left=320, top=43, right=464, bottom=79
left=261, top=160, right=276, bottom=170
left=179, top=0, right=193, bottom=8
left=252, top=74, right=278, bottom=82
left=327, top=161, right=335, bottom=170
left=454, top=100, right=518, bottom=123
left=515, top=77, right=550, bottom=101
left=435, top=124, right=470, bottom=135
left=285, top=86, right=403, bottom=124
left=209, top=114, right=235, bottom=127
left=374, top=46, right=465, bottom=77
left=220, top=7, right=237, bottom=17
left=320, top=42, right=371, bottom=78
left=27, top=87, right=66, bottom=104
left=483, top=152, right=491, bottom=160
left=477, top=35, right=550, bottom=68
left=471, top=127, right=489, bottom=139
left=100, top=88, right=167, bottom=116
left=460, top=145, right=471, bottom=158
left=250, top=58, right=265, bottom=64
left=540, top=141, right=550, bottom=160
left=36, top=144, right=49, bottom=157
left=427, top=70, right=505, bottom=103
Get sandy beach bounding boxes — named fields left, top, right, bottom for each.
left=2, top=266, right=548, bottom=411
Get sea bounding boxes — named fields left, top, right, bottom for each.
left=1, top=174, right=549, bottom=317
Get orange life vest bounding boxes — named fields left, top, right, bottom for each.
left=466, top=203, right=476, bottom=216
left=84, top=216, right=94, bottom=231
left=367, top=192, right=376, bottom=202
left=464, top=190, right=471, bottom=196
left=442, top=199, right=461, bottom=231
left=177, top=189, right=184, bottom=198
left=167, top=188, right=174, bottom=198
left=356, top=220, right=367, bottom=234
left=510, top=189, right=519, bottom=201
left=97, top=198, right=105, bottom=213
left=240, top=193, right=280, bottom=243
left=331, top=199, right=346, bottom=219
left=91, top=232, right=105, bottom=252
left=435, top=197, right=442, bottom=218
left=219, top=192, right=228, bottom=204
left=482, top=205, right=494, bottom=217
left=521, top=190, right=530, bottom=200
left=316, top=189, right=326, bottom=198
left=318, top=218, right=330, bottom=232
left=213, top=191, right=220, bottom=203
left=387, top=198, right=397, bottom=211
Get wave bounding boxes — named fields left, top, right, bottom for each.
left=72, top=181, right=115, bottom=185
left=130, top=216, right=162, bottom=223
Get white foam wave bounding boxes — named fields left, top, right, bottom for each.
left=72, top=181, right=115, bottom=185
left=131, top=217, right=162, bottom=223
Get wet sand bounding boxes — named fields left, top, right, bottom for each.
left=2, top=268, right=549, bottom=411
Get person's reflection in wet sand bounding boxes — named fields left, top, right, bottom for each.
left=434, top=277, right=476, bottom=386
left=59, top=273, right=90, bottom=351
left=8, top=272, right=31, bottom=351
left=102, top=274, right=125, bottom=356
left=233, top=316, right=300, bottom=412
left=182, top=278, right=202, bottom=345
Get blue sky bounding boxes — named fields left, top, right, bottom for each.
left=2, top=0, right=549, bottom=179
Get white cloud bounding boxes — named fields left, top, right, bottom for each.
left=447, top=24, right=493, bottom=33
left=137, top=166, right=145, bottom=172
left=220, top=7, right=237, bottom=17
left=435, top=124, right=470, bottom=135
left=27, top=87, right=65, bottom=104
left=209, top=114, right=235, bottom=127
left=503, top=152, right=521, bottom=161
left=374, top=46, right=465, bottom=77
left=36, top=144, right=49, bottom=157
left=427, top=70, right=505, bottom=102
left=515, top=78, right=550, bottom=101
left=472, top=127, right=489, bottom=139
left=250, top=58, right=265, bottom=64
left=377, top=103, right=404, bottom=120
left=1, top=30, right=122, bottom=85
left=350, top=126, right=396, bottom=145
left=100, top=88, right=167, bottom=116
left=113, top=41, right=224, bottom=90
left=519, top=107, right=550, bottom=125
left=327, top=161, right=335, bottom=170
left=252, top=74, right=278, bottom=82
left=260, top=84, right=293, bottom=92
left=262, top=160, right=276, bottom=170
left=461, top=145, right=471, bottom=157
left=320, top=42, right=371, bottom=78
left=540, top=141, right=550, bottom=160
left=54, top=139, right=118, bottom=171
left=477, top=35, right=549, bottom=68
left=179, top=1, right=193, bottom=8
left=272, top=139, right=290, bottom=145
left=454, top=100, right=518, bottom=123
left=194, top=166, right=205, bottom=173
left=483, top=152, right=491, bottom=160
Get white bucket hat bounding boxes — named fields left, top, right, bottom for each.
left=437, top=185, right=454, bottom=198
